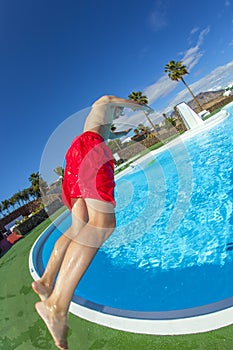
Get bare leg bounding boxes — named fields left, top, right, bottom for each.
left=35, top=199, right=115, bottom=350
left=32, top=199, right=88, bottom=301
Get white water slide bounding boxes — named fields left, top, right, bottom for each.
left=176, top=102, right=204, bottom=129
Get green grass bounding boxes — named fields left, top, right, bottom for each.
left=1, top=210, right=233, bottom=349
left=203, top=108, right=223, bottom=120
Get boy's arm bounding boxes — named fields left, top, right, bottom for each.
left=94, top=95, right=154, bottom=114
left=108, top=96, right=154, bottom=114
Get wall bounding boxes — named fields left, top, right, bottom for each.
left=12, top=199, right=64, bottom=236
left=0, top=197, right=64, bottom=238
left=0, top=200, right=41, bottom=235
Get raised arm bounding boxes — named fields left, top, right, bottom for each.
left=109, top=96, right=154, bottom=114
left=93, top=95, right=154, bottom=114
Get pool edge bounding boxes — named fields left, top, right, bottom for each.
left=29, top=208, right=233, bottom=335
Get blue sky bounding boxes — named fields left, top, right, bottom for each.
left=1, top=0, right=233, bottom=203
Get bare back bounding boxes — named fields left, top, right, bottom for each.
left=83, top=96, right=115, bottom=141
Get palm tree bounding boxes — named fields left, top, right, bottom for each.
left=9, top=195, right=17, bottom=211
left=54, top=166, right=64, bottom=179
left=164, top=60, right=203, bottom=111
left=29, top=172, right=48, bottom=198
left=39, top=177, right=48, bottom=198
left=29, top=172, right=41, bottom=198
left=0, top=203, right=4, bottom=217
left=53, top=166, right=64, bottom=192
left=137, top=123, right=147, bottom=132
left=28, top=186, right=37, bottom=200
left=16, top=190, right=28, bottom=205
left=13, top=191, right=23, bottom=206
left=29, top=172, right=40, bottom=185
left=1, top=200, right=10, bottom=215
left=166, top=117, right=176, bottom=128
left=128, top=91, right=148, bottom=105
left=22, top=188, right=30, bottom=203
left=128, top=91, right=157, bottom=131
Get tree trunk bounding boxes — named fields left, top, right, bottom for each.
left=145, top=115, right=160, bottom=139
left=145, top=115, right=155, bottom=129
left=181, top=77, right=203, bottom=111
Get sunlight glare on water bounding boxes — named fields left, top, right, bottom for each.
left=103, top=105, right=233, bottom=271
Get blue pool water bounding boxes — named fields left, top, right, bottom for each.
left=39, top=103, right=233, bottom=317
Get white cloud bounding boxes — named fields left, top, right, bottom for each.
left=187, top=60, right=233, bottom=93
left=117, top=56, right=233, bottom=130
left=188, top=27, right=200, bottom=44
left=118, top=28, right=233, bottom=129
left=154, top=60, right=233, bottom=116
left=130, top=63, right=233, bottom=128
left=148, top=0, right=169, bottom=32
left=181, top=27, right=210, bottom=70
left=144, top=75, right=178, bottom=104
left=148, top=11, right=168, bottom=31
left=190, top=27, right=199, bottom=35
left=142, top=27, right=210, bottom=108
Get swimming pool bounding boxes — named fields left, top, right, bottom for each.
left=30, top=103, right=233, bottom=335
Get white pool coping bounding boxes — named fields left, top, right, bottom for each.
left=29, top=224, right=233, bottom=335
left=29, top=109, right=233, bottom=335
left=68, top=302, right=233, bottom=335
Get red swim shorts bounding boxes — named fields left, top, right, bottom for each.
left=62, top=131, right=116, bottom=210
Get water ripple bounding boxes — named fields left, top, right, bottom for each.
left=104, top=110, right=233, bottom=271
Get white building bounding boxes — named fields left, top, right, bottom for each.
left=223, top=83, right=233, bottom=97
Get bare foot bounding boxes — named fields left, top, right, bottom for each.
left=32, top=281, right=52, bottom=301
left=35, top=301, right=68, bottom=350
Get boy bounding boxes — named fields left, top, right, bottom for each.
left=32, top=95, right=153, bottom=349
